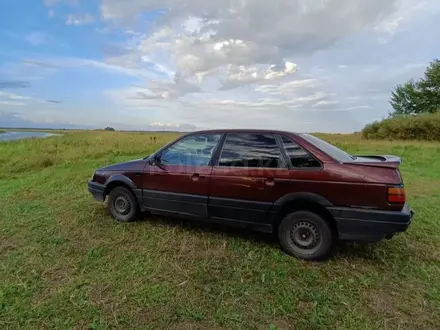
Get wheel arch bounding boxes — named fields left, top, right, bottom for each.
left=272, top=193, right=338, bottom=238
left=104, top=174, right=137, bottom=196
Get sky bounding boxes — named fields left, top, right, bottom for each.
left=0, top=0, right=439, bottom=132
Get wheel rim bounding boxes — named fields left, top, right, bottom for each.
left=113, top=194, right=131, bottom=215
left=289, top=221, right=322, bottom=254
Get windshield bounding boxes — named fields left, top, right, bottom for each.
left=298, top=133, right=354, bottom=163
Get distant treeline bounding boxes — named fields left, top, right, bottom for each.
left=362, top=112, right=440, bottom=141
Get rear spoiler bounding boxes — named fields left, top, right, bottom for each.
left=344, top=155, right=402, bottom=168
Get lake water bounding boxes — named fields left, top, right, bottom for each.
left=0, top=131, right=57, bottom=141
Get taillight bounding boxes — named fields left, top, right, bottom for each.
left=387, top=186, right=406, bottom=204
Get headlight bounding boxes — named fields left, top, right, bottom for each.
left=90, top=171, right=96, bottom=181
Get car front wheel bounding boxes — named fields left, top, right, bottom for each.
left=107, top=186, right=138, bottom=222
left=278, top=210, right=334, bottom=261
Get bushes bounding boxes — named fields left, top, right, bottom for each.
left=362, top=112, right=440, bottom=140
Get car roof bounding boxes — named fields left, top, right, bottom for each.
left=185, top=129, right=300, bottom=136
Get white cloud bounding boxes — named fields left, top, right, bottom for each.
left=43, top=0, right=59, bottom=5
left=22, top=57, right=165, bottom=80
left=0, top=101, right=26, bottom=106
left=48, top=9, right=55, bottom=18
left=313, top=100, right=340, bottom=108
left=43, top=0, right=78, bottom=6
left=115, top=75, right=202, bottom=101
left=0, top=91, right=30, bottom=101
left=0, top=92, right=30, bottom=107
left=98, top=0, right=400, bottom=99
left=65, top=13, right=95, bottom=26
left=25, top=32, right=47, bottom=46
left=374, top=0, right=434, bottom=43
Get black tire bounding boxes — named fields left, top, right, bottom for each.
left=278, top=210, right=334, bottom=261
left=107, top=186, right=138, bottom=222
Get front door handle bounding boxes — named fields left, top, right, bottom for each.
left=265, top=178, right=275, bottom=187
left=191, top=173, right=205, bottom=181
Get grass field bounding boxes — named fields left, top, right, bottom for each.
left=1, top=131, right=439, bottom=329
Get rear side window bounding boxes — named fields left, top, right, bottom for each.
left=219, top=134, right=286, bottom=168
left=281, top=136, right=321, bottom=168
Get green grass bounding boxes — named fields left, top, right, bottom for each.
left=1, top=131, right=440, bottom=329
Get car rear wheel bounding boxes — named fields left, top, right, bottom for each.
left=278, top=210, right=334, bottom=261
left=108, top=186, right=138, bottom=222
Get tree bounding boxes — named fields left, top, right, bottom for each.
left=390, top=80, right=424, bottom=116
left=104, top=127, right=115, bottom=131
left=418, top=59, right=440, bottom=113
left=390, top=59, right=440, bottom=116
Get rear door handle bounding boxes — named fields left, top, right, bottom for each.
left=265, top=178, right=290, bottom=186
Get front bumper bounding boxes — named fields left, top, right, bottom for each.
left=329, top=203, right=415, bottom=242
left=88, top=180, right=106, bottom=202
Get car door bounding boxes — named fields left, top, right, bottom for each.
left=142, top=133, right=222, bottom=218
left=208, top=133, right=290, bottom=229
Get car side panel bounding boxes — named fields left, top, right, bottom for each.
left=208, top=167, right=289, bottom=225
left=142, top=164, right=213, bottom=218
left=266, top=165, right=392, bottom=212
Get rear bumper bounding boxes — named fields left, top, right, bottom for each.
left=329, top=203, right=414, bottom=242
left=88, top=180, right=106, bottom=202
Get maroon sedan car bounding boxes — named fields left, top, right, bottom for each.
left=88, top=129, right=414, bottom=260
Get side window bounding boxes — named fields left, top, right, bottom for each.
left=161, top=134, right=221, bottom=166
left=281, top=136, right=321, bottom=168
left=219, top=134, right=286, bottom=168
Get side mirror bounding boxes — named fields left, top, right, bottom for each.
left=149, top=154, right=161, bottom=166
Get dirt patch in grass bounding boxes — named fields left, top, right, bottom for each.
left=365, top=284, right=437, bottom=329
left=10, top=187, right=41, bottom=202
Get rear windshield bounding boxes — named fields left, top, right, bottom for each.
left=298, top=133, right=354, bottom=163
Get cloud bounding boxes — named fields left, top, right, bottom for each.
left=101, top=0, right=399, bottom=57
left=22, top=59, right=59, bottom=69
left=65, top=13, right=95, bottom=26
left=22, top=57, right=164, bottom=79
left=0, top=80, right=31, bottom=89
left=148, top=74, right=202, bottom=99
left=97, top=0, right=400, bottom=102
left=374, top=0, right=433, bottom=43
left=0, top=101, right=26, bottom=106
left=48, top=9, right=55, bottom=18
left=25, top=32, right=47, bottom=46
left=220, top=62, right=297, bottom=90
left=43, top=0, right=78, bottom=6
left=43, top=0, right=59, bottom=5
left=113, top=75, right=202, bottom=102
left=312, top=100, right=340, bottom=108
left=0, top=91, right=30, bottom=107
left=143, top=122, right=197, bottom=131
left=0, top=91, right=30, bottom=101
